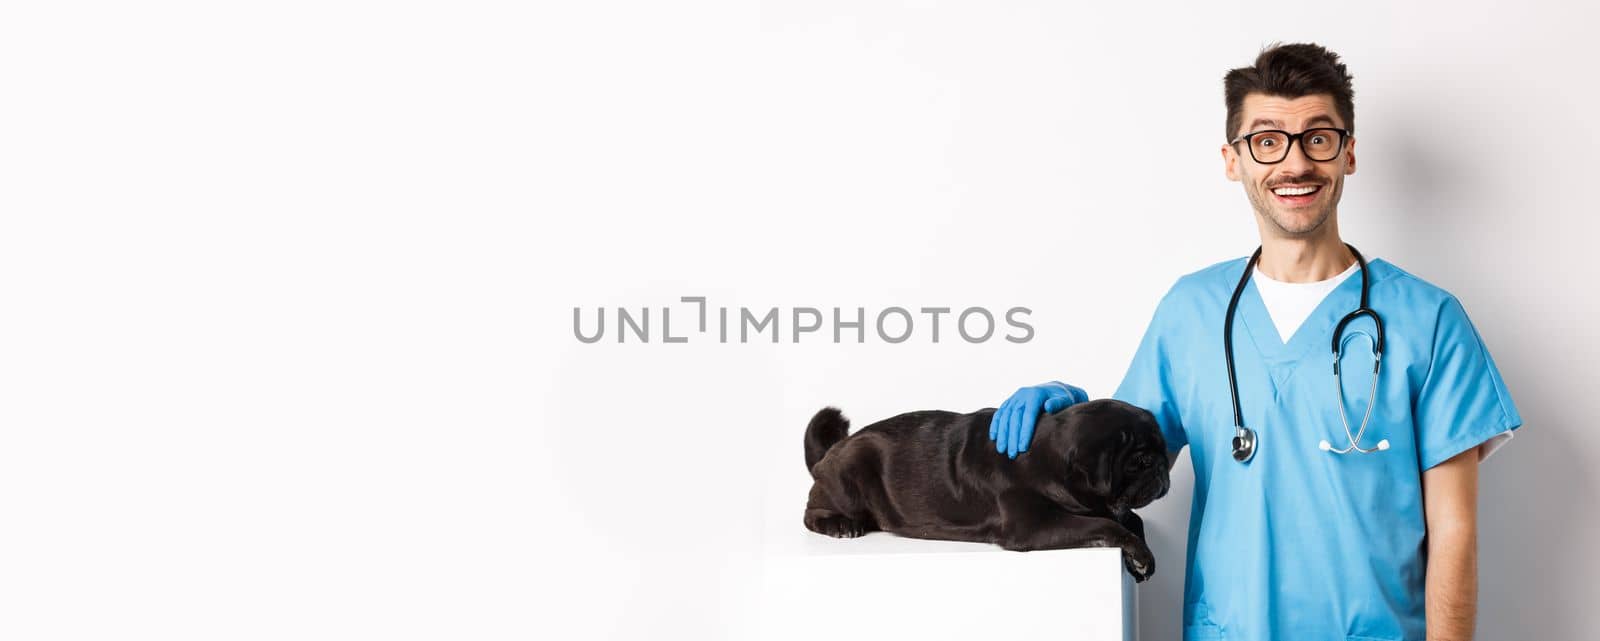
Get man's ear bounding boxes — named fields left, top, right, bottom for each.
left=1344, top=136, right=1357, bottom=175
left=1222, top=143, right=1241, bottom=181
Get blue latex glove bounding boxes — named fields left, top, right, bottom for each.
left=989, top=381, right=1089, bottom=459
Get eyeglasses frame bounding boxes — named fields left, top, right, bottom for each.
left=1229, top=127, right=1351, bottom=164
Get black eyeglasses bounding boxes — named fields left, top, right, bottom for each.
left=1229, top=127, right=1349, bottom=164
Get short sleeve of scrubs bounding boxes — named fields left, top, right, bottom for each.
left=1113, top=286, right=1188, bottom=454
left=1414, top=295, right=1524, bottom=470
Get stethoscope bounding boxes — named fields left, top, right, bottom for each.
left=1223, top=243, right=1388, bottom=463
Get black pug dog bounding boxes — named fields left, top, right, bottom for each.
left=802, top=398, right=1170, bottom=581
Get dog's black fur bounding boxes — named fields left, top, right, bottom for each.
left=802, top=398, right=1170, bottom=581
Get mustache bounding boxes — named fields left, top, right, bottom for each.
left=1265, top=172, right=1328, bottom=188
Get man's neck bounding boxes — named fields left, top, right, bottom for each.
left=1255, top=235, right=1357, bottom=283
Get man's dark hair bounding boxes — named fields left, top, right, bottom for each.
left=1223, top=42, right=1355, bottom=142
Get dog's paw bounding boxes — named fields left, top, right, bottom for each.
left=1121, top=541, right=1156, bottom=582
left=805, top=512, right=868, bottom=538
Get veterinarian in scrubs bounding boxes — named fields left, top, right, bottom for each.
left=989, top=43, right=1521, bottom=641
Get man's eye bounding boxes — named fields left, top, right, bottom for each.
left=1310, top=135, right=1327, bottom=145
left=1259, top=138, right=1277, bottom=147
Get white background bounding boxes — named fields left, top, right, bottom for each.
left=3, top=1, right=1597, bottom=639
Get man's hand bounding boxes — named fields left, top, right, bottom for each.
left=1423, top=445, right=1481, bottom=641
left=988, top=382, right=1088, bottom=459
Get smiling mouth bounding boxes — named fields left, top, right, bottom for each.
left=1270, top=184, right=1322, bottom=206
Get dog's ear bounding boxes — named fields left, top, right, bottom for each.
left=1092, top=447, right=1116, bottom=496
left=1052, top=410, right=1115, bottom=498
left=1045, top=411, right=1083, bottom=464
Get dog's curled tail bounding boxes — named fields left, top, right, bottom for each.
left=804, top=406, right=850, bottom=477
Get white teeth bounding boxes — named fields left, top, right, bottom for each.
left=1273, top=185, right=1319, bottom=196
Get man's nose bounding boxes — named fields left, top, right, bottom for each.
left=1278, top=141, right=1317, bottom=175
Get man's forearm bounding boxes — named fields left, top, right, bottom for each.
left=1425, top=523, right=1477, bottom=641
left=1423, top=445, right=1482, bottom=641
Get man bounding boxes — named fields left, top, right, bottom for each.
left=988, top=43, right=1521, bottom=641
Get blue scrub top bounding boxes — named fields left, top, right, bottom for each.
left=1112, top=256, right=1522, bottom=641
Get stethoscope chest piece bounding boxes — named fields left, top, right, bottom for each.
left=1231, top=426, right=1257, bottom=462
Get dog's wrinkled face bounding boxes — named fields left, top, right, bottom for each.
left=1038, top=399, right=1171, bottom=515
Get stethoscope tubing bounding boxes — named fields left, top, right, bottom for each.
left=1325, top=330, right=1388, bottom=453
